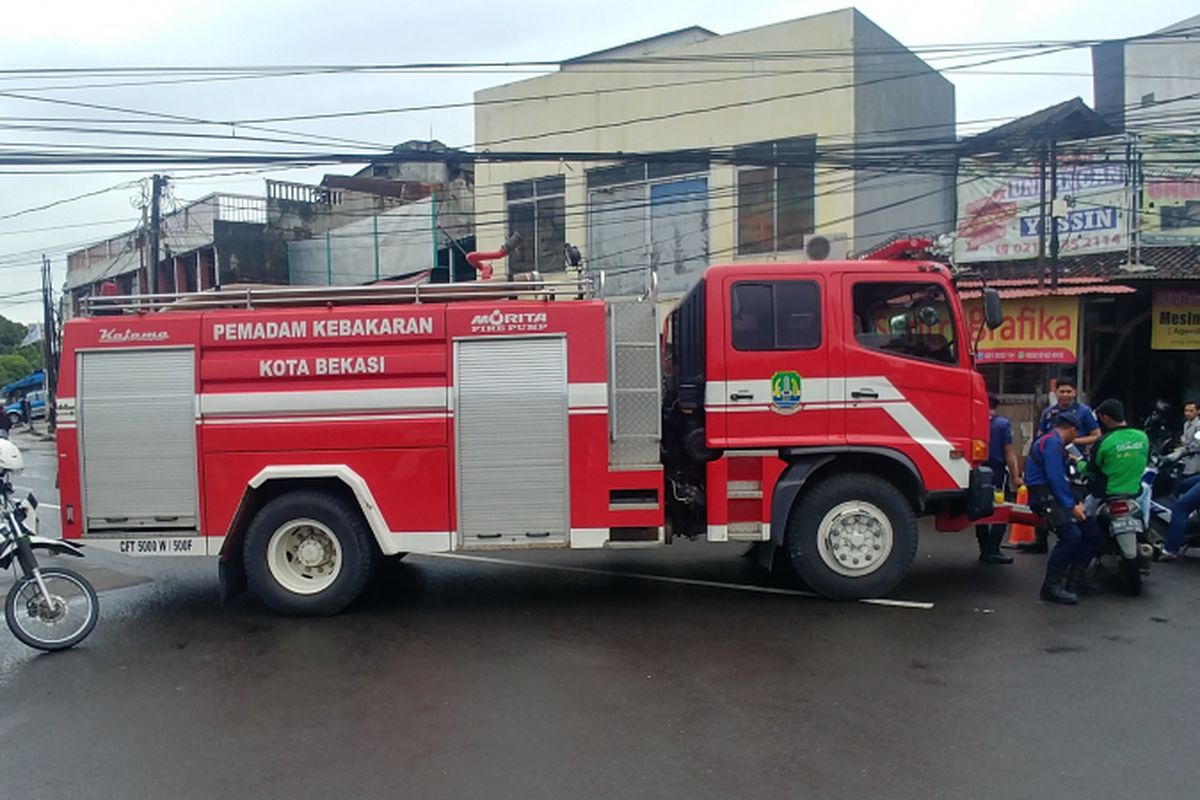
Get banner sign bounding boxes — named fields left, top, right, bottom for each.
left=1141, top=133, right=1200, bottom=245
left=1151, top=288, right=1200, bottom=350
left=955, top=137, right=1131, bottom=263
left=964, top=296, right=1079, bottom=363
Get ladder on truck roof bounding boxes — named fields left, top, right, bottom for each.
left=81, top=268, right=658, bottom=315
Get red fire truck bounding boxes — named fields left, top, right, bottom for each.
left=56, top=247, right=999, bottom=614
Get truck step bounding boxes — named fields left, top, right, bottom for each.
left=727, top=521, right=768, bottom=541
left=727, top=480, right=763, bottom=500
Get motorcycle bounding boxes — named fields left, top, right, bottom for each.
left=1066, top=444, right=1153, bottom=595
left=1142, top=400, right=1176, bottom=457
left=0, top=438, right=98, bottom=651
left=1092, top=493, right=1154, bottom=595
left=1142, top=426, right=1200, bottom=557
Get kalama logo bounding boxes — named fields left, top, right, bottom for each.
left=99, top=328, right=170, bottom=343
left=469, top=309, right=549, bottom=333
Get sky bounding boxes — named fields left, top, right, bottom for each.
left=1, top=0, right=1197, bottom=323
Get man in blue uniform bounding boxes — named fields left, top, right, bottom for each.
left=1019, top=379, right=1101, bottom=554
left=1024, top=413, right=1096, bottom=605
left=1036, top=379, right=1100, bottom=446
left=976, top=393, right=1020, bottom=564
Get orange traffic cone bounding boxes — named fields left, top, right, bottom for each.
left=1007, top=484, right=1036, bottom=546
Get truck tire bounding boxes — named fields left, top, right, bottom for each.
left=243, top=491, right=377, bottom=616
left=784, top=473, right=918, bottom=600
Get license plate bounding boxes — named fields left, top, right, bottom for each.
left=1110, top=516, right=1143, bottom=534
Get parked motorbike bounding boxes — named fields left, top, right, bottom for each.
left=0, top=438, right=98, bottom=651
left=1065, top=445, right=1152, bottom=595
left=1142, top=400, right=1177, bottom=457
left=1142, top=426, right=1200, bottom=557
left=1092, top=494, right=1154, bottom=595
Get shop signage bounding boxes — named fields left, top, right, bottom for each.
left=1151, top=288, right=1200, bottom=350
left=964, top=295, right=1079, bottom=363
left=1141, top=133, right=1200, bottom=245
left=955, top=137, right=1130, bottom=263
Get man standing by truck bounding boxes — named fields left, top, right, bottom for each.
left=976, top=393, right=1020, bottom=565
left=1019, top=379, right=1101, bottom=554
left=1024, top=413, right=1091, bottom=605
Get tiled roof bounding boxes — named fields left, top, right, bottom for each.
left=957, top=284, right=1136, bottom=300
left=958, top=245, right=1200, bottom=284
left=962, top=97, right=1117, bottom=154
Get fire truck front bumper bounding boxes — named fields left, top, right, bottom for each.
left=932, top=466, right=995, bottom=532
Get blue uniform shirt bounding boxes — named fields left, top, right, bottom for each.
left=1024, top=430, right=1076, bottom=508
left=988, top=414, right=1013, bottom=477
left=1039, top=401, right=1098, bottom=438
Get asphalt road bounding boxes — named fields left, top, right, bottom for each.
left=1, top=431, right=1198, bottom=800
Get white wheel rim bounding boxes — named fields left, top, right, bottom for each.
left=816, top=501, right=894, bottom=577
left=266, top=518, right=343, bottom=595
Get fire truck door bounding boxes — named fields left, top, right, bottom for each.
left=454, top=337, right=570, bottom=547
left=717, top=275, right=833, bottom=449
left=842, top=277, right=972, bottom=490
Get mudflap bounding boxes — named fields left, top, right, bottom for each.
left=1113, top=531, right=1139, bottom=561
left=218, top=556, right=247, bottom=605
left=967, top=466, right=995, bottom=521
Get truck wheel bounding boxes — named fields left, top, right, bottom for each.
left=784, top=473, right=917, bottom=600
left=6, top=412, right=19, bottom=426
left=244, top=491, right=377, bottom=616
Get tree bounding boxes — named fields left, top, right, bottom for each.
left=0, top=353, right=31, bottom=387
left=14, top=343, right=43, bottom=371
left=0, top=315, right=38, bottom=388
left=0, top=316, right=26, bottom=350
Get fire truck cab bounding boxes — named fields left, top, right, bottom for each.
left=57, top=256, right=995, bottom=615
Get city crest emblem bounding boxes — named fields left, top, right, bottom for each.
left=769, top=371, right=803, bottom=414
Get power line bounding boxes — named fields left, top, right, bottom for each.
left=0, top=180, right=140, bottom=222
left=0, top=27, right=1193, bottom=78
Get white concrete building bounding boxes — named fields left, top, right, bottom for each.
left=473, top=8, right=955, bottom=296
left=1093, top=14, right=1200, bottom=131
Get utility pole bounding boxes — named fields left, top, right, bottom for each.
left=40, top=255, right=58, bottom=433
left=1049, top=138, right=1060, bottom=292
left=148, top=174, right=166, bottom=294
left=1036, top=147, right=1047, bottom=290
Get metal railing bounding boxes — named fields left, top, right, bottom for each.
left=81, top=262, right=664, bottom=315
left=82, top=276, right=596, bottom=314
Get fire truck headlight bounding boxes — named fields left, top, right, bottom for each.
left=971, top=439, right=989, bottom=464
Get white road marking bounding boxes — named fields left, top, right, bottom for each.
left=416, top=552, right=934, bottom=610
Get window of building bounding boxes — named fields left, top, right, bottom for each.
left=731, top=280, right=821, bottom=351
left=852, top=282, right=958, bottom=365
left=585, top=158, right=710, bottom=296
left=980, top=363, right=1042, bottom=395
left=505, top=175, right=566, bottom=274
left=1141, top=92, right=1156, bottom=107
left=735, top=137, right=816, bottom=255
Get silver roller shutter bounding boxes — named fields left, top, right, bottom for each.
left=78, top=348, right=198, bottom=531
left=455, top=337, right=569, bottom=547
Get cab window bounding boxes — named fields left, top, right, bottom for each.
left=852, top=282, right=958, bottom=365
left=731, top=281, right=821, bottom=351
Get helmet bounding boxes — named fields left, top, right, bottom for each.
left=0, top=438, right=24, bottom=473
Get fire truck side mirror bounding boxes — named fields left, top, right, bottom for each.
left=983, top=288, right=1003, bottom=331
